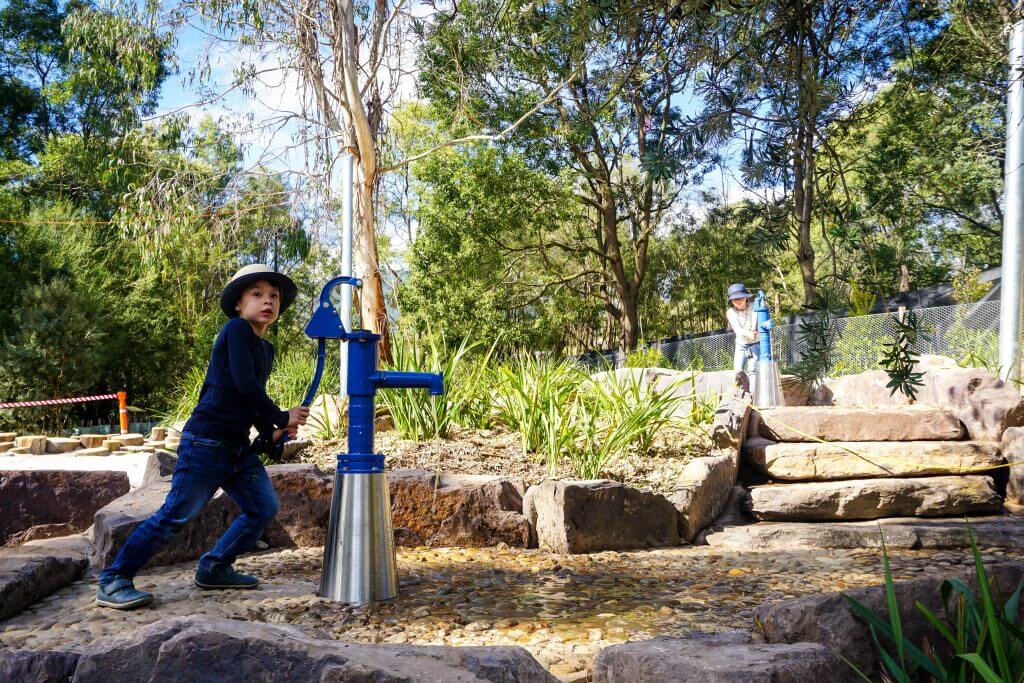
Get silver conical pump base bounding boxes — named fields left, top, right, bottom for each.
left=754, top=359, right=785, bottom=409
left=318, top=471, right=398, bottom=603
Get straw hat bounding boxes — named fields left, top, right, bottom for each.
left=219, top=264, right=298, bottom=318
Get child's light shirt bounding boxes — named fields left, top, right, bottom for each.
left=727, top=306, right=758, bottom=345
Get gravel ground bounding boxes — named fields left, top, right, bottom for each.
left=300, top=424, right=712, bottom=494
left=2, top=544, right=1018, bottom=679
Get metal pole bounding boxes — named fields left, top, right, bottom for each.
left=1001, top=19, right=1024, bottom=383
left=340, top=153, right=354, bottom=394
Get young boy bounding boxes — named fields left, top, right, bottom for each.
left=96, top=264, right=310, bottom=609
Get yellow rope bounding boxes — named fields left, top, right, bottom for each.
left=737, top=395, right=1022, bottom=476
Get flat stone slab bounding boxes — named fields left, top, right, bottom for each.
left=592, top=632, right=850, bottom=683
left=705, top=515, right=1024, bottom=550
left=748, top=476, right=1003, bottom=522
left=755, top=563, right=1024, bottom=679
left=58, top=614, right=557, bottom=682
left=758, top=405, right=965, bottom=442
left=0, top=547, right=88, bottom=621
left=0, top=451, right=175, bottom=489
left=524, top=479, right=679, bottom=553
left=744, top=438, right=1003, bottom=481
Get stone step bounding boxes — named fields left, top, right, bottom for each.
left=757, top=405, right=966, bottom=442
left=748, top=476, right=1002, bottom=522
left=745, top=438, right=1003, bottom=481
left=704, top=515, right=1024, bottom=550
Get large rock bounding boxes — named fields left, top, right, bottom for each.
left=390, top=470, right=530, bottom=548
left=0, top=552, right=88, bottom=621
left=592, top=631, right=850, bottom=683
left=756, top=563, right=1024, bottom=678
left=671, top=450, right=739, bottom=542
left=812, top=366, right=1024, bottom=441
left=45, top=437, right=82, bottom=453
left=758, top=406, right=965, bottom=442
left=91, top=464, right=332, bottom=572
left=694, top=486, right=754, bottom=545
left=0, top=647, right=80, bottom=682
left=1002, top=426, right=1024, bottom=506
left=0, top=470, right=130, bottom=546
left=711, top=389, right=752, bottom=451
left=70, top=615, right=557, bottom=682
left=748, top=476, right=1003, bottom=522
left=523, top=479, right=679, bottom=553
left=744, top=438, right=1003, bottom=481
left=14, top=435, right=47, bottom=455
left=704, top=515, right=1024, bottom=550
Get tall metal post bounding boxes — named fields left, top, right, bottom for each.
left=340, top=153, right=354, bottom=392
left=1001, top=19, right=1024, bottom=383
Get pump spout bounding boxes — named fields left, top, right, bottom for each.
left=372, top=370, right=444, bottom=396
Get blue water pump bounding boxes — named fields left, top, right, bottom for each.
left=300, top=276, right=443, bottom=603
left=753, top=290, right=784, bottom=408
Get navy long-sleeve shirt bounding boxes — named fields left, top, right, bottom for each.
left=184, top=317, right=290, bottom=444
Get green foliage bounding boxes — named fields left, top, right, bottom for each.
left=568, top=372, right=684, bottom=479
left=786, top=288, right=844, bottom=386
left=952, top=267, right=992, bottom=305
left=378, top=333, right=496, bottom=441
left=841, top=527, right=1024, bottom=682
left=494, top=355, right=583, bottom=472
left=624, top=346, right=671, bottom=369
left=881, top=310, right=926, bottom=402
left=0, top=277, right=107, bottom=430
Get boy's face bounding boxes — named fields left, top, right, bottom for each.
left=236, top=279, right=281, bottom=325
left=733, top=297, right=749, bottom=311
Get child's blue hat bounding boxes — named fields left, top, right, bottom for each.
left=220, top=263, right=298, bottom=318
left=727, top=283, right=754, bottom=301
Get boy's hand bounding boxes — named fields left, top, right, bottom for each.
left=287, top=406, right=310, bottom=427
left=272, top=426, right=299, bottom=442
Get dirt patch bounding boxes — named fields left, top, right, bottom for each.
left=298, top=425, right=712, bottom=495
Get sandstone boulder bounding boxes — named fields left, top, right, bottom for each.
left=0, top=552, right=88, bottom=621
left=748, top=476, right=1002, bottom=522
left=79, top=435, right=105, bottom=448
left=758, top=406, right=965, bottom=442
left=390, top=470, right=530, bottom=547
left=694, top=486, right=755, bottom=545
left=592, top=631, right=850, bottom=683
left=14, top=436, right=47, bottom=455
left=744, top=438, right=1002, bottom=481
left=149, top=427, right=167, bottom=441
left=45, top=437, right=81, bottom=453
left=671, top=450, right=738, bottom=542
left=114, top=433, right=145, bottom=446
left=523, top=479, right=679, bottom=553
left=0, top=432, right=17, bottom=442
left=0, top=646, right=80, bottom=682
left=92, top=464, right=331, bottom=571
left=69, top=615, right=556, bottom=682
left=756, top=563, right=1024, bottom=678
left=0, top=470, right=130, bottom=546
left=811, top=366, right=1024, bottom=441
left=1002, top=426, right=1024, bottom=506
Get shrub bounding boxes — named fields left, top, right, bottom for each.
left=841, top=526, right=1024, bottom=682
left=378, top=332, right=493, bottom=441
left=625, top=345, right=673, bottom=369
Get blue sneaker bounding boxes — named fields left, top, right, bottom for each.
left=194, top=565, right=259, bottom=590
left=96, top=577, right=153, bottom=610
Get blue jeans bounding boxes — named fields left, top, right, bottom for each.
left=98, top=431, right=280, bottom=584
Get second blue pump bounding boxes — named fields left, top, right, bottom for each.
left=298, top=276, right=444, bottom=473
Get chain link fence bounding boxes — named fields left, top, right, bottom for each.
left=579, top=301, right=1001, bottom=376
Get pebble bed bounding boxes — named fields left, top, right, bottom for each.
left=3, top=544, right=1020, bottom=679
